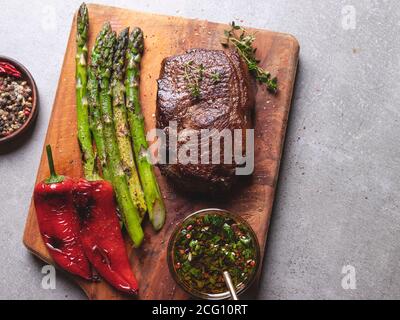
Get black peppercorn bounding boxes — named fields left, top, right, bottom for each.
left=0, top=75, right=33, bottom=137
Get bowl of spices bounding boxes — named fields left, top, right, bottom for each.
left=0, top=56, right=38, bottom=144
left=167, top=208, right=260, bottom=300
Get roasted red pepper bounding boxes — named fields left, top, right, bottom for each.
left=72, top=179, right=139, bottom=295
left=34, top=145, right=91, bottom=280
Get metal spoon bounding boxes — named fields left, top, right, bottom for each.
left=223, top=271, right=239, bottom=300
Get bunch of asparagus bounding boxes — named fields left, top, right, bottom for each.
left=75, top=3, right=166, bottom=247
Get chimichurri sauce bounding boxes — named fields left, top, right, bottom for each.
left=172, top=213, right=257, bottom=294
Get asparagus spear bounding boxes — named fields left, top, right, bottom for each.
left=95, top=23, right=144, bottom=247
left=111, top=28, right=147, bottom=219
left=76, top=3, right=96, bottom=179
left=125, top=28, right=166, bottom=231
left=87, top=25, right=111, bottom=181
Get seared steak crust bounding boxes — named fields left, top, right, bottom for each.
left=156, top=49, right=254, bottom=194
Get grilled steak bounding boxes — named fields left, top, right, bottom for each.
left=156, top=48, right=254, bottom=194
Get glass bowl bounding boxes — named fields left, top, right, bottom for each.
left=167, top=208, right=261, bottom=300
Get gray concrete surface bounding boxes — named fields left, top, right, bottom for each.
left=0, top=0, right=399, bottom=300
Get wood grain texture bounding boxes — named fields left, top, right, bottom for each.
left=23, top=4, right=299, bottom=300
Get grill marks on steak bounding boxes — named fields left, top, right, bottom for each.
left=156, top=49, right=254, bottom=194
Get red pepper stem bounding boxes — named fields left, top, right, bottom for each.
left=45, top=145, right=64, bottom=184
left=46, top=145, right=56, bottom=177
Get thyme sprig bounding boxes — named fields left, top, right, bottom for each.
left=183, top=61, right=221, bottom=98
left=183, top=61, right=203, bottom=98
left=221, top=21, right=278, bottom=93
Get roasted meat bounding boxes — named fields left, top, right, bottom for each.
left=156, top=49, right=254, bottom=194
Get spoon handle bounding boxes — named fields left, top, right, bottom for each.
left=223, top=271, right=239, bottom=300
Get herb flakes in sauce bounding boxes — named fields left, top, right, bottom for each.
left=172, top=213, right=257, bottom=294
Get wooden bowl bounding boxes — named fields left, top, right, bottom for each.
left=0, top=56, right=38, bottom=145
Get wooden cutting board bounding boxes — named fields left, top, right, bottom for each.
left=23, top=3, right=299, bottom=300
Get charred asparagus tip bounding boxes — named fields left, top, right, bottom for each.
left=77, top=3, right=88, bottom=46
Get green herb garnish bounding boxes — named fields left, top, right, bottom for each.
left=173, top=212, right=257, bottom=294
left=183, top=61, right=222, bottom=98
left=183, top=61, right=204, bottom=98
left=211, top=71, right=221, bottom=83
left=221, top=21, right=278, bottom=93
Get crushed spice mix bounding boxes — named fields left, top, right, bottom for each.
left=0, top=72, right=33, bottom=137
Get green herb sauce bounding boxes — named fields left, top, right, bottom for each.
left=172, top=213, right=257, bottom=294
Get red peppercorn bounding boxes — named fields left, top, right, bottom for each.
left=186, top=233, right=191, bottom=239
left=24, top=109, right=31, bottom=117
left=186, top=224, right=193, bottom=231
left=175, top=262, right=181, bottom=269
